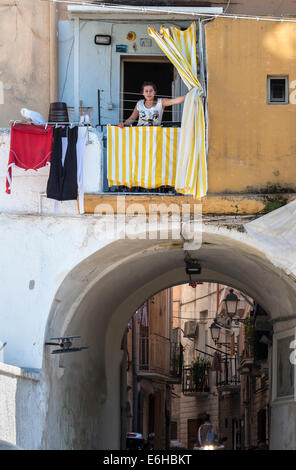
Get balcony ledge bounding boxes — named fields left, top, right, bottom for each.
left=183, top=391, right=210, bottom=397
left=84, top=193, right=296, bottom=217
left=216, top=384, right=240, bottom=392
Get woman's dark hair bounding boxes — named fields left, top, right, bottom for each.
left=140, top=81, right=157, bottom=94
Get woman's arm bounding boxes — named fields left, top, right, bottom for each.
left=118, top=106, right=139, bottom=127
left=162, top=95, right=186, bottom=108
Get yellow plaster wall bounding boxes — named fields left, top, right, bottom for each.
left=206, top=18, right=296, bottom=193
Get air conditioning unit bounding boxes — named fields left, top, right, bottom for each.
left=183, top=321, right=199, bottom=339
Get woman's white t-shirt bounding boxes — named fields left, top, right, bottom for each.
left=136, top=98, right=163, bottom=126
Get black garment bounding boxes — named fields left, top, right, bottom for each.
left=47, top=126, right=78, bottom=201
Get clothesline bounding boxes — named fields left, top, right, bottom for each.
left=10, top=120, right=90, bottom=128
left=103, top=106, right=182, bottom=114
left=119, top=91, right=182, bottom=98
left=6, top=122, right=88, bottom=215
left=111, top=101, right=183, bottom=109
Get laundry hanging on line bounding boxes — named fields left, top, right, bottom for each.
left=6, top=123, right=88, bottom=214
left=46, top=126, right=78, bottom=202
left=6, top=123, right=53, bottom=194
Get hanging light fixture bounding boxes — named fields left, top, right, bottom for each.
left=224, top=288, right=239, bottom=319
left=210, top=321, right=221, bottom=344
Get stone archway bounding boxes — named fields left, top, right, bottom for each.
left=42, top=227, right=296, bottom=449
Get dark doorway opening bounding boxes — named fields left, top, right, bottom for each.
left=122, top=59, right=174, bottom=125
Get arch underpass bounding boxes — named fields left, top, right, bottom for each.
left=42, top=227, right=296, bottom=450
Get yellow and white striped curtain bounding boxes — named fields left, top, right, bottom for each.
left=107, top=125, right=180, bottom=188
left=148, top=22, right=207, bottom=199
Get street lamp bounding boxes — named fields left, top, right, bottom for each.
left=224, top=289, right=239, bottom=319
left=210, top=321, right=221, bottom=344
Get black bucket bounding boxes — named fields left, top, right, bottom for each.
left=48, top=102, right=69, bottom=123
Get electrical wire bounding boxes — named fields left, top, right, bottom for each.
left=60, top=21, right=87, bottom=101
left=61, top=38, right=74, bottom=101
left=40, top=0, right=296, bottom=24
left=119, top=91, right=180, bottom=98
left=173, top=316, right=228, bottom=321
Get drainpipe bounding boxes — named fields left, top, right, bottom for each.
left=216, top=283, right=220, bottom=312
left=132, top=315, right=138, bottom=432
left=49, top=2, right=58, bottom=103
left=73, top=17, right=80, bottom=122
left=120, top=331, right=128, bottom=449
left=199, top=17, right=216, bottom=157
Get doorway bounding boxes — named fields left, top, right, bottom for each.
left=187, top=418, right=203, bottom=449
left=121, top=57, right=175, bottom=125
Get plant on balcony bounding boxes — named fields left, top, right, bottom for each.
left=191, top=356, right=211, bottom=392
left=244, top=316, right=255, bottom=353
left=170, top=344, right=184, bottom=377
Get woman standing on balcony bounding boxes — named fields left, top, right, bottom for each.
left=118, top=81, right=186, bottom=127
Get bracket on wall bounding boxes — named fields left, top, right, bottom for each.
left=184, top=253, right=202, bottom=288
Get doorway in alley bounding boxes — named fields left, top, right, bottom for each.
left=121, top=57, right=175, bottom=125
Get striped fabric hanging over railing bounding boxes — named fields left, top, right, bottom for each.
left=148, top=22, right=207, bottom=199
left=107, top=125, right=180, bottom=189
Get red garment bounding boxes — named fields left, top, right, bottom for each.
left=6, top=123, right=53, bottom=194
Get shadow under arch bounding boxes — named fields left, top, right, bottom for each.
left=42, top=229, right=296, bottom=450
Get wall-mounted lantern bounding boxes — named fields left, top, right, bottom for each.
left=224, top=288, right=239, bottom=319
left=210, top=321, right=221, bottom=344
left=94, top=34, right=111, bottom=46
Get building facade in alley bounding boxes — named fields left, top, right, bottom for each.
left=171, top=283, right=270, bottom=450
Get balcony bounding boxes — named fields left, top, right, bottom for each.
left=138, top=333, right=182, bottom=383
left=2, top=120, right=296, bottom=219
left=216, top=356, right=240, bottom=391
left=182, top=365, right=210, bottom=396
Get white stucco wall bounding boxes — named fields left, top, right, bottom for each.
left=2, top=128, right=296, bottom=448
left=0, top=129, right=105, bottom=367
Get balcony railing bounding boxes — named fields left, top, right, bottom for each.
left=138, top=333, right=182, bottom=381
left=182, top=365, right=210, bottom=395
left=216, top=355, right=240, bottom=389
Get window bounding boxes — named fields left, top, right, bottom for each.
left=272, top=328, right=296, bottom=402
left=267, top=76, right=289, bottom=104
